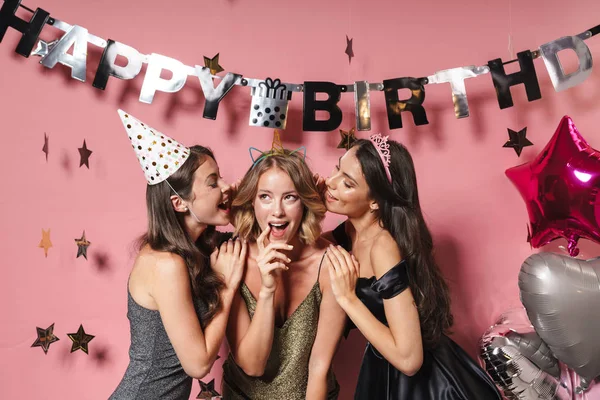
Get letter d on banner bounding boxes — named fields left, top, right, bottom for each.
left=540, top=35, right=593, bottom=92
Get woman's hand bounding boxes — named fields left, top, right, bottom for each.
left=228, top=178, right=242, bottom=200
left=210, top=238, right=248, bottom=293
left=313, top=173, right=327, bottom=201
left=326, top=245, right=360, bottom=306
left=256, top=226, right=292, bottom=294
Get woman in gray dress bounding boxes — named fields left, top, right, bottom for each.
left=110, top=111, right=247, bottom=400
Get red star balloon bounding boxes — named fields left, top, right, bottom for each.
left=506, top=115, right=600, bottom=257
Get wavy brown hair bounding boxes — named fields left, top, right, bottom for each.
left=137, top=145, right=225, bottom=325
left=232, top=150, right=325, bottom=244
left=353, top=139, right=453, bottom=348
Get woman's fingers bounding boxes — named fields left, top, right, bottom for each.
left=326, top=248, right=343, bottom=275
left=260, top=249, right=291, bottom=266
left=351, top=254, right=360, bottom=276
left=256, top=226, right=271, bottom=252
left=336, top=246, right=355, bottom=276
left=233, top=237, right=241, bottom=256
left=239, top=239, right=248, bottom=261
left=264, top=261, right=288, bottom=274
left=210, top=248, right=219, bottom=266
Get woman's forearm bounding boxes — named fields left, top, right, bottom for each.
left=306, top=373, right=328, bottom=399
left=233, top=289, right=276, bottom=376
left=201, top=289, right=236, bottom=365
left=338, top=295, right=422, bottom=375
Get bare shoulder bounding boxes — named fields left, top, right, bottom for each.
left=308, top=238, right=332, bottom=288
left=369, top=231, right=402, bottom=279
left=136, top=247, right=189, bottom=284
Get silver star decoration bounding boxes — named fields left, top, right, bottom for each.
left=31, top=39, right=59, bottom=58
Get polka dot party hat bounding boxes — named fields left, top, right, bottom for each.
left=117, top=109, right=190, bottom=185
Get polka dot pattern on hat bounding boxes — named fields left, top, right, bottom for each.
left=117, top=109, right=190, bottom=185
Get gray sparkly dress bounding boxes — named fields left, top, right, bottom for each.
left=109, top=288, right=208, bottom=400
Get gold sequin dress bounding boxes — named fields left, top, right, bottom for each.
left=222, top=258, right=339, bottom=400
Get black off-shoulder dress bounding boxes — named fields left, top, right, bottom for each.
left=332, top=223, right=501, bottom=400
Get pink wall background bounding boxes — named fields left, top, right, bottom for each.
left=1, top=0, right=600, bottom=398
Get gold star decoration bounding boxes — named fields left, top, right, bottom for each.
left=196, top=379, right=221, bottom=399
left=42, top=132, right=49, bottom=162
left=75, top=231, right=91, bottom=260
left=39, top=229, right=52, bottom=257
left=78, top=139, right=93, bottom=168
left=203, top=53, right=224, bottom=75
left=67, top=324, right=95, bottom=354
left=337, top=127, right=357, bottom=149
left=503, top=127, right=533, bottom=157
left=31, top=323, right=60, bottom=354
left=345, top=35, right=354, bottom=64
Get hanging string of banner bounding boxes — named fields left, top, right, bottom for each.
left=1, top=0, right=599, bottom=132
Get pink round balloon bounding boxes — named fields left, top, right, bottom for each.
left=506, top=116, right=600, bottom=257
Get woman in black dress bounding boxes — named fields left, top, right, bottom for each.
left=320, top=134, right=501, bottom=400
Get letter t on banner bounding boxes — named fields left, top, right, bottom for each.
left=426, top=66, right=489, bottom=118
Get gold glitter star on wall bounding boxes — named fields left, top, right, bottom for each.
left=337, top=127, right=357, bottom=149
left=75, top=231, right=91, bottom=260
left=67, top=324, right=95, bottom=354
left=203, top=53, right=224, bottom=75
left=197, top=379, right=220, bottom=399
left=78, top=139, right=93, bottom=168
left=42, top=132, right=49, bottom=162
left=39, top=229, right=52, bottom=257
left=31, top=323, right=60, bottom=354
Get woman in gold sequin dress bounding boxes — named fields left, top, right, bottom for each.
left=222, top=148, right=346, bottom=399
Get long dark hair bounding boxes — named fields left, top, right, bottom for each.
left=353, top=139, right=453, bottom=348
left=137, top=145, right=225, bottom=325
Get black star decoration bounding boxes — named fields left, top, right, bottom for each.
left=75, top=231, right=91, bottom=260
left=203, top=53, right=224, bottom=75
left=196, top=379, right=221, bottom=399
left=31, top=323, right=60, bottom=355
left=42, top=132, right=49, bottom=162
left=67, top=324, right=95, bottom=354
left=78, top=140, right=93, bottom=168
left=345, top=35, right=354, bottom=64
left=503, top=127, right=533, bottom=157
left=337, top=127, right=357, bottom=149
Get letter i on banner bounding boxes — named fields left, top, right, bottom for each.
left=354, top=81, right=371, bottom=131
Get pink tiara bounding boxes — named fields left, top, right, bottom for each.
left=369, top=133, right=392, bottom=183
